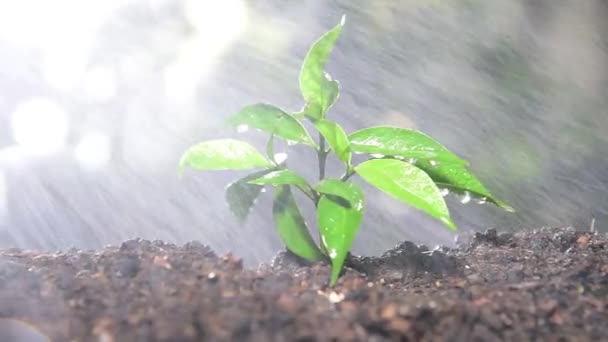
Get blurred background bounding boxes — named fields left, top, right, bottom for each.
left=0, top=0, right=606, bottom=265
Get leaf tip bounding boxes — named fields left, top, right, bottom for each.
left=442, top=217, right=458, bottom=231
left=178, top=153, right=189, bottom=175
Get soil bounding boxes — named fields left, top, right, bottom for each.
left=1, top=227, right=607, bottom=341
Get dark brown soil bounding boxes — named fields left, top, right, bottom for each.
left=1, top=227, right=607, bottom=341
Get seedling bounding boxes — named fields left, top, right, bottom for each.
left=179, top=16, right=513, bottom=286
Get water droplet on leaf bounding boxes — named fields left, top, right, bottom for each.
left=460, top=191, right=472, bottom=204
left=370, top=153, right=385, bottom=158
left=440, top=188, right=450, bottom=197
left=274, top=152, right=288, bottom=164
left=329, top=249, right=338, bottom=259
left=429, top=160, right=440, bottom=167
left=407, top=158, right=418, bottom=164
left=476, top=197, right=487, bottom=204
left=287, top=140, right=297, bottom=146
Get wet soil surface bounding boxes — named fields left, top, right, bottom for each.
left=1, top=227, right=607, bottom=341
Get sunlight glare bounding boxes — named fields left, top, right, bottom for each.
left=75, top=132, right=112, bottom=169
left=10, top=98, right=70, bottom=155
left=42, top=48, right=90, bottom=92
left=0, top=0, right=128, bottom=48
left=164, top=0, right=248, bottom=104
left=83, top=66, right=118, bottom=102
left=0, top=0, right=128, bottom=91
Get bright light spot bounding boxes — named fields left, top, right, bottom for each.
left=236, top=125, right=249, bottom=133
left=164, top=0, right=248, bottom=104
left=119, top=54, right=155, bottom=84
left=83, top=66, right=117, bottom=102
left=184, top=0, right=247, bottom=41
left=0, top=0, right=128, bottom=48
left=163, top=53, right=201, bottom=105
left=10, top=98, right=69, bottom=155
left=0, top=0, right=128, bottom=90
left=74, top=132, right=112, bottom=169
left=42, top=48, right=89, bottom=91
left=274, top=153, right=288, bottom=164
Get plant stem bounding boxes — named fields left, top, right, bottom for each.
left=266, top=134, right=276, bottom=164
left=317, top=133, right=328, bottom=180
left=299, top=185, right=319, bottom=203
left=340, top=167, right=355, bottom=182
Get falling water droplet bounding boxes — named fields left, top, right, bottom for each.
left=236, top=124, right=249, bottom=133
left=274, top=152, right=288, bottom=164
left=440, top=188, right=450, bottom=197
left=370, top=153, right=385, bottom=158
left=429, top=160, right=440, bottom=167
left=407, top=158, right=418, bottom=164
left=476, top=197, right=487, bottom=205
left=460, top=191, right=471, bottom=204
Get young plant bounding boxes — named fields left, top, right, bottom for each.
left=179, top=16, right=513, bottom=286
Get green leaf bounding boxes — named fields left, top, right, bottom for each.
left=248, top=169, right=314, bottom=199
left=313, top=119, right=351, bottom=163
left=227, top=103, right=316, bottom=146
left=348, top=126, right=468, bottom=165
left=415, top=160, right=514, bottom=212
left=265, top=134, right=276, bottom=163
left=315, top=178, right=356, bottom=206
left=316, top=180, right=364, bottom=286
left=273, top=185, right=325, bottom=261
left=319, top=78, right=340, bottom=115
left=299, top=15, right=345, bottom=118
left=293, top=102, right=322, bottom=120
left=249, top=169, right=308, bottom=188
left=225, top=169, right=274, bottom=223
left=179, top=139, right=273, bottom=172
left=355, top=159, right=457, bottom=231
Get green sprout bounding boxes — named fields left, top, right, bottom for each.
left=179, top=15, right=513, bottom=286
